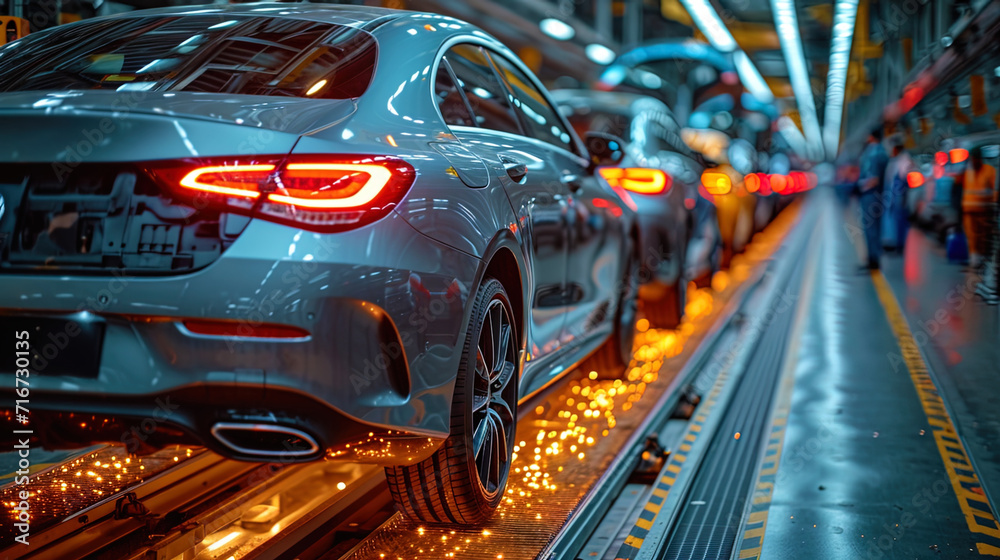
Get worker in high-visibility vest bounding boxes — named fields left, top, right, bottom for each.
left=960, top=146, right=997, bottom=269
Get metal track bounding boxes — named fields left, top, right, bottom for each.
left=661, top=256, right=803, bottom=559
left=6, top=451, right=255, bottom=559
left=622, top=200, right=818, bottom=560
left=539, top=254, right=772, bottom=560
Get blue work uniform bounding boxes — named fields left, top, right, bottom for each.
left=858, top=141, right=889, bottom=268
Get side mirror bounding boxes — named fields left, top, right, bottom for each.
left=585, top=131, right=626, bottom=169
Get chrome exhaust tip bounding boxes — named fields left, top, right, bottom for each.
left=211, top=422, right=320, bottom=458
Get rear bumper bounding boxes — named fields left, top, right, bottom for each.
left=0, top=213, right=480, bottom=462
left=0, top=383, right=447, bottom=464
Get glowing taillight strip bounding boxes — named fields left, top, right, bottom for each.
left=702, top=171, right=732, bottom=195
left=620, top=169, right=668, bottom=194
left=269, top=163, right=394, bottom=208
left=599, top=167, right=670, bottom=195
left=179, top=164, right=273, bottom=198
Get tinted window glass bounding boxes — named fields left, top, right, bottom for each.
left=489, top=52, right=575, bottom=152
left=434, top=59, right=476, bottom=127
left=444, top=44, right=521, bottom=135
left=563, top=108, right=631, bottom=143
left=0, top=15, right=377, bottom=99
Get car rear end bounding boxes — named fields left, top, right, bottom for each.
left=0, top=9, right=477, bottom=463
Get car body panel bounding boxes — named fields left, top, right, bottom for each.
left=0, top=4, right=635, bottom=464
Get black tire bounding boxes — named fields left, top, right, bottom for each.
left=585, top=246, right=639, bottom=375
left=641, top=231, right=688, bottom=329
left=642, top=279, right=686, bottom=329
left=385, top=278, right=519, bottom=525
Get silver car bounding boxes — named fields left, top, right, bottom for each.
left=553, top=89, right=718, bottom=327
left=0, top=4, right=638, bottom=524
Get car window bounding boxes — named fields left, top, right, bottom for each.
left=443, top=44, right=521, bottom=135
left=434, top=58, right=476, bottom=127
left=0, top=15, right=377, bottom=99
left=488, top=51, right=575, bottom=153
left=563, top=107, right=630, bottom=143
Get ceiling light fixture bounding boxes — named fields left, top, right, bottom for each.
left=586, top=43, right=617, bottom=65
left=771, top=0, right=824, bottom=160
left=539, top=18, right=575, bottom=41
left=677, top=0, right=775, bottom=105
left=678, top=0, right=738, bottom=52
left=822, top=0, right=859, bottom=159
left=733, top=50, right=775, bottom=104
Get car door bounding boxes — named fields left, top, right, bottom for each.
left=437, top=44, right=570, bottom=372
left=487, top=50, right=628, bottom=349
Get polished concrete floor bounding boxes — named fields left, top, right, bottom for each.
left=758, top=193, right=1000, bottom=559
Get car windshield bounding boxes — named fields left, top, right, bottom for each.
left=0, top=15, right=377, bottom=99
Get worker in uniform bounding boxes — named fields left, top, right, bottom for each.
left=961, top=146, right=997, bottom=270
left=857, top=127, right=889, bottom=270
left=882, top=141, right=914, bottom=253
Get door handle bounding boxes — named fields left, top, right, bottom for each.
left=499, top=154, right=528, bottom=183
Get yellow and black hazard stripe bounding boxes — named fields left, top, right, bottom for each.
left=736, top=418, right=786, bottom=559
left=735, top=222, right=818, bottom=560
left=615, top=361, right=732, bottom=559
left=872, top=271, right=1000, bottom=556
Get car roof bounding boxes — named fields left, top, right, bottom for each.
left=551, top=89, right=670, bottom=115
left=96, top=2, right=409, bottom=28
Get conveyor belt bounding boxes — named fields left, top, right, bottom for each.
left=605, top=199, right=816, bottom=560
left=661, top=255, right=804, bottom=559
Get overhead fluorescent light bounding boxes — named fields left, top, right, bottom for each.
left=539, top=18, right=575, bottom=41
left=771, top=0, right=823, bottom=160
left=676, top=0, right=774, bottom=106
left=822, top=0, right=859, bottom=159
left=733, top=50, right=775, bottom=104
left=777, top=115, right=808, bottom=158
left=678, top=0, right=738, bottom=52
left=586, top=44, right=616, bottom=65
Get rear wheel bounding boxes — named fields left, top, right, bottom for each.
left=585, top=247, right=638, bottom=376
left=385, top=278, right=518, bottom=525
left=641, top=233, right=687, bottom=329
left=642, top=279, right=686, bottom=329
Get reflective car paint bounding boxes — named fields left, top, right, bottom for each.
left=0, top=4, right=635, bottom=463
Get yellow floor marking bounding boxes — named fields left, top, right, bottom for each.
left=872, top=271, right=1000, bottom=556
left=737, top=216, right=821, bottom=560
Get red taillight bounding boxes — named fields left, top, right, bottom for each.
left=701, top=171, right=732, bottom=195
left=599, top=167, right=672, bottom=194
left=745, top=173, right=761, bottom=193
left=769, top=173, right=789, bottom=194
left=935, top=151, right=948, bottom=166
left=183, top=319, right=310, bottom=339
left=149, top=155, right=416, bottom=232
left=789, top=171, right=808, bottom=193
left=179, top=164, right=274, bottom=199
left=907, top=171, right=925, bottom=188
left=758, top=173, right=772, bottom=196
left=950, top=148, right=969, bottom=164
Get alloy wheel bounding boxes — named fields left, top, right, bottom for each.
left=471, top=298, right=517, bottom=497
